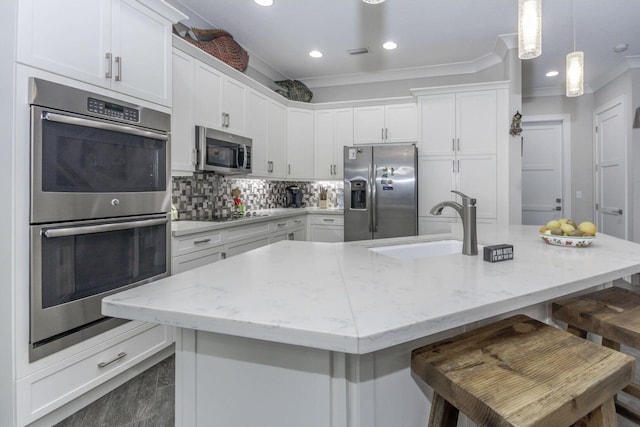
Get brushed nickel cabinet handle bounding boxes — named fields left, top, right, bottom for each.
left=105, top=52, right=113, bottom=79
left=193, top=238, right=211, bottom=245
left=98, top=351, right=127, bottom=368
left=114, top=56, right=122, bottom=81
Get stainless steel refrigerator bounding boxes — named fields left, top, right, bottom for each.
left=344, top=144, right=418, bottom=241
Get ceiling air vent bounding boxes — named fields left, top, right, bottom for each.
left=347, top=47, right=370, bottom=55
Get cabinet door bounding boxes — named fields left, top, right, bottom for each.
left=287, top=108, right=314, bottom=179
left=224, top=236, right=270, bottom=258
left=456, top=91, right=497, bottom=155
left=417, top=156, right=457, bottom=218
left=333, top=108, right=353, bottom=179
left=419, top=94, right=456, bottom=155
left=314, top=110, right=335, bottom=180
left=112, top=0, right=172, bottom=106
left=246, top=91, right=269, bottom=176
left=309, top=225, right=343, bottom=242
left=194, top=61, right=224, bottom=129
left=291, top=227, right=306, bottom=241
left=17, top=0, right=112, bottom=88
left=223, top=78, right=246, bottom=135
left=384, top=104, right=417, bottom=143
left=268, top=101, right=287, bottom=178
left=171, top=49, right=196, bottom=174
left=354, top=106, right=384, bottom=144
left=457, top=155, right=497, bottom=219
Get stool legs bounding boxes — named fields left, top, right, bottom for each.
left=577, top=398, right=618, bottom=427
left=428, top=392, right=459, bottom=427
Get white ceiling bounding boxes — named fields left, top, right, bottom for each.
left=174, top=0, right=640, bottom=96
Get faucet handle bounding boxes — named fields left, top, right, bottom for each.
left=451, top=190, right=476, bottom=206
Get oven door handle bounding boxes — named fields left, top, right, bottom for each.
left=42, top=112, right=169, bottom=141
left=43, top=217, right=168, bottom=238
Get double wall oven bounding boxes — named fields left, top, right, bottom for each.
left=29, top=78, right=171, bottom=362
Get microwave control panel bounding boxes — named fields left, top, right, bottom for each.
left=87, top=97, right=139, bottom=122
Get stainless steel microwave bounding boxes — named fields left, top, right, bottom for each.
left=196, top=126, right=252, bottom=174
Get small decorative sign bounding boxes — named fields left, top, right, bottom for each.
left=483, top=244, right=514, bottom=262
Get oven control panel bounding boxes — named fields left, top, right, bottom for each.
left=87, top=97, right=139, bottom=122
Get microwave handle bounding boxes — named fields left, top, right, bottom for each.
left=42, top=112, right=169, bottom=141
left=242, top=144, right=248, bottom=169
left=43, top=217, right=168, bottom=238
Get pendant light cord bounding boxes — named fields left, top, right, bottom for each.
left=572, top=0, right=576, bottom=51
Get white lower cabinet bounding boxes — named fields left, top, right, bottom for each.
left=16, top=322, right=173, bottom=426
left=308, top=215, right=344, bottom=242
left=268, top=216, right=306, bottom=243
left=172, top=215, right=307, bottom=274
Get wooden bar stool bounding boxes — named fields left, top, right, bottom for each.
left=411, top=314, right=635, bottom=427
left=552, top=285, right=640, bottom=424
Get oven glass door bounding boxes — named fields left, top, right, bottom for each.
left=30, top=214, right=170, bottom=346
left=31, top=106, right=170, bottom=223
left=205, top=139, right=250, bottom=171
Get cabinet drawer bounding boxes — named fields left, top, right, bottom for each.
left=17, top=323, right=172, bottom=425
left=269, top=216, right=306, bottom=232
left=226, top=223, right=270, bottom=242
left=172, top=245, right=225, bottom=274
left=172, top=230, right=225, bottom=257
left=308, top=215, right=344, bottom=226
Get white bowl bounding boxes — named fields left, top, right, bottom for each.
left=539, top=233, right=595, bottom=247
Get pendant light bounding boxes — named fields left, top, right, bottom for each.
left=566, top=0, right=584, bottom=97
left=518, top=0, right=542, bottom=59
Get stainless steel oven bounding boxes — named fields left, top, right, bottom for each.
left=28, top=78, right=171, bottom=361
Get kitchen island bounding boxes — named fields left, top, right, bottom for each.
left=102, top=225, right=640, bottom=427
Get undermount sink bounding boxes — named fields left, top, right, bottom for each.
left=368, top=240, right=473, bottom=260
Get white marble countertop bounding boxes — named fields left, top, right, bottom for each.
left=171, top=207, right=343, bottom=236
left=103, top=225, right=640, bottom=354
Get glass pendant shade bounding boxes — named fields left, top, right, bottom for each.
left=566, top=51, right=584, bottom=97
left=518, top=0, right=542, bottom=59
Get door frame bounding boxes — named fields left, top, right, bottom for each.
left=521, top=114, right=572, bottom=220
left=593, top=95, right=628, bottom=240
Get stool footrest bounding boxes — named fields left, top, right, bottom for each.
left=616, top=400, right=640, bottom=425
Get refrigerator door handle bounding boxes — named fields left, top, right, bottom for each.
left=372, top=163, right=378, bottom=233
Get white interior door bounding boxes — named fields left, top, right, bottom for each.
left=595, top=100, right=626, bottom=239
left=521, top=121, right=563, bottom=225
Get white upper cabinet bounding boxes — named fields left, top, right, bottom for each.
left=246, top=90, right=269, bottom=177
left=287, top=107, right=314, bottom=179
left=17, top=0, right=183, bottom=106
left=194, top=61, right=247, bottom=135
left=314, top=108, right=353, bottom=180
left=267, top=101, right=287, bottom=178
left=171, top=48, right=196, bottom=174
left=353, top=103, right=417, bottom=144
left=419, top=90, right=497, bottom=155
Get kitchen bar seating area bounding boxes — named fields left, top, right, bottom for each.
left=412, top=314, right=635, bottom=427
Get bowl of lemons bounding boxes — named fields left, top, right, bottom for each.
left=538, top=219, right=596, bottom=247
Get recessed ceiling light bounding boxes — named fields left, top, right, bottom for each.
left=546, top=70, right=559, bottom=77
left=309, top=50, right=323, bottom=58
left=254, top=0, right=273, bottom=6
left=362, top=0, right=385, bottom=3
left=613, top=43, right=629, bottom=53
left=382, top=41, right=397, bottom=50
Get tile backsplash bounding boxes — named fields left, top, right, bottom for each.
left=172, top=173, right=343, bottom=220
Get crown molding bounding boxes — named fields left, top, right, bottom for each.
left=301, top=34, right=516, bottom=89
left=590, top=55, right=640, bottom=93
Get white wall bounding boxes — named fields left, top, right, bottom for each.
left=522, top=94, right=595, bottom=224
left=634, top=69, right=640, bottom=242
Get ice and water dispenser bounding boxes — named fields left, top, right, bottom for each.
left=350, top=180, right=367, bottom=209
